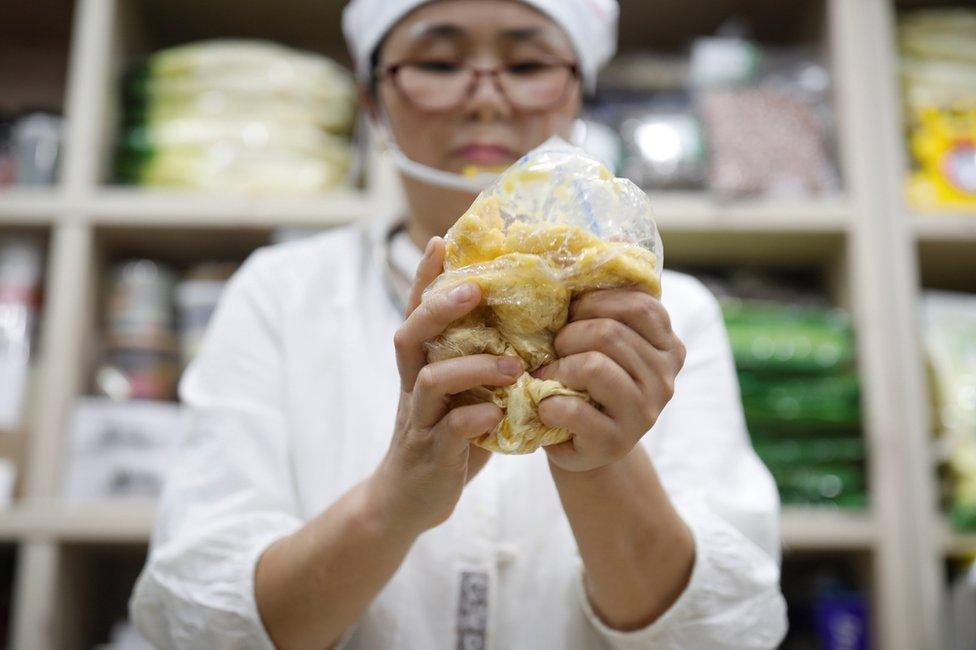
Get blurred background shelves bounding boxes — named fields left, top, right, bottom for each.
left=1, top=0, right=971, bottom=648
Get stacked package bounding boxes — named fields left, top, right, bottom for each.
left=722, top=299, right=866, bottom=507
left=95, top=259, right=237, bottom=402
left=923, top=291, right=976, bottom=530
left=115, top=40, right=356, bottom=194
left=899, top=10, right=976, bottom=212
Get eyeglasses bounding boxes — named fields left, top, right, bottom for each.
left=375, top=59, right=580, bottom=113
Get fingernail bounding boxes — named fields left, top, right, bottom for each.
left=424, top=238, right=435, bottom=257
left=498, top=356, right=523, bottom=377
left=450, top=283, right=475, bottom=303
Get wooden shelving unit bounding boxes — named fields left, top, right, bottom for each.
left=780, top=509, right=878, bottom=552
left=0, top=0, right=968, bottom=647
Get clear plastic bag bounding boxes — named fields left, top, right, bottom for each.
left=425, top=137, right=663, bottom=454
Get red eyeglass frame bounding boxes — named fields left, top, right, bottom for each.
left=374, top=59, right=581, bottom=113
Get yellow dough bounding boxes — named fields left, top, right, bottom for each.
left=444, top=198, right=507, bottom=268
left=426, top=148, right=661, bottom=454
left=567, top=243, right=662, bottom=296
left=475, top=373, right=586, bottom=454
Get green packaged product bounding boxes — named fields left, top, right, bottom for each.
left=722, top=298, right=856, bottom=374
left=752, top=437, right=865, bottom=466
left=738, top=370, right=862, bottom=433
left=771, top=464, right=865, bottom=505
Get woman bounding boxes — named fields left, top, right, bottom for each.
left=131, top=0, right=787, bottom=648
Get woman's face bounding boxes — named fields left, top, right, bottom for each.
left=372, top=0, right=582, bottom=174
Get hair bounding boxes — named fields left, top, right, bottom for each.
left=367, top=37, right=386, bottom=99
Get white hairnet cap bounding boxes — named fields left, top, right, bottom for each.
left=341, top=0, right=618, bottom=92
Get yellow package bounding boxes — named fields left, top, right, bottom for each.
left=906, top=104, right=976, bottom=212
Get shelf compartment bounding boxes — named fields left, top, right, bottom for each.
left=53, top=541, right=148, bottom=650
left=1, top=0, right=74, bottom=193
left=780, top=550, right=874, bottom=649
left=77, top=225, right=274, bottom=402
left=916, top=239, right=976, bottom=294
left=0, top=1, right=74, bottom=114
left=91, top=0, right=359, bottom=191
left=616, top=0, right=827, bottom=54
left=0, top=226, right=53, bottom=510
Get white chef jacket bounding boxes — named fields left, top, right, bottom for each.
left=130, top=211, right=788, bottom=649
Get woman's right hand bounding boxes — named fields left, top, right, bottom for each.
left=368, top=236, right=522, bottom=536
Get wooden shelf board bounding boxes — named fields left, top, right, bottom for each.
left=781, top=508, right=876, bottom=551
left=0, top=188, right=64, bottom=223
left=0, top=508, right=30, bottom=541
left=0, top=187, right=854, bottom=234
left=651, top=193, right=851, bottom=233
left=0, top=501, right=155, bottom=543
left=940, top=518, right=976, bottom=556
left=88, top=187, right=378, bottom=228
left=0, top=503, right=880, bottom=549
left=913, top=214, right=976, bottom=242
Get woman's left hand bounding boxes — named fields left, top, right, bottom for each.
left=533, top=288, right=686, bottom=472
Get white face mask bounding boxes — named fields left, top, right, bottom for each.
left=383, top=133, right=500, bottom=193
left=377, top=114, right=586, bottom=194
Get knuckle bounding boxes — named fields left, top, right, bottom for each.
left=401, top=424, right=433, bottom=455
left=662, top=376, right=676, bottom=400
left=393, top=327, right=409, bottom=351
left=593, top=320, right=618, bottom=349
left=414, top=365, right=438, bottom=393
left=440, top=410, right=458, bottom=437
left=640, top=402, right=661, bottom=426
left=581, top=350, right=609, bottom=377
left=639, top=298, right=669, bottom=331
left=443, top=408, right=467, bottom=439
left=657, top=368, right=676, bottom=399
left=562, top=396, right=582, bottom=420
left=673, top=340, right=687, bottom=368
left=625, top=293, right=652, bottom=319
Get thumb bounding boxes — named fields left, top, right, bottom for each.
left=405, top=237, right=446, bottom=317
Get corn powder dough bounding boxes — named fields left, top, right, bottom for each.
left=427, top=191, right=660, bottom=453
left=426, top=140, right=662, bottom=454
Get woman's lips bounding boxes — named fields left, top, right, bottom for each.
left=455, top=144, right=517, bottom=165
